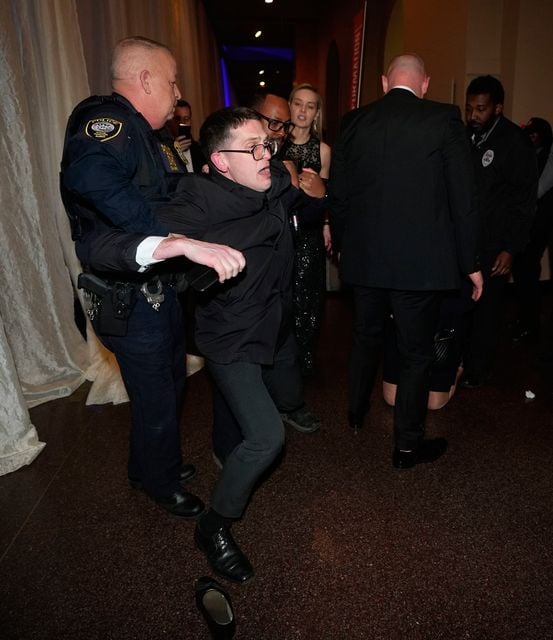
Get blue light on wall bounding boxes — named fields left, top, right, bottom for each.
left=222, top=45, right=294, bottom=63
left=220, top=56, right=232, bottom=107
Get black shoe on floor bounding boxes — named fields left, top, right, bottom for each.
left=392, top=438, right=448, bottom=469
left=195, top=523, right=254, bottom=584
left=154, top=490, right=205, bottom=519
left=460, top=373, right=481, bottom=389
left=129, top=463, right=196, bottom=490
left=281, top=407, right=321, bottom=433
left=195, top=576, right=236, bottom=639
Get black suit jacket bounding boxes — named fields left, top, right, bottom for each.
left=329, top=88, right=479, bottom=291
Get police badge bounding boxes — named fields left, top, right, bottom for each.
left=85, top=118, right=123, bottom=142
left=482, top=149, right=494, bottom=167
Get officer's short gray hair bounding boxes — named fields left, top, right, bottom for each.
left=111, top=36, right=173, bottom=82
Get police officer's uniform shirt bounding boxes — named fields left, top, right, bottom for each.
left=61, top=93, right=187, bottom=271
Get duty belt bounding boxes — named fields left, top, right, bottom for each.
left=78, top=273, right=167, bottom=317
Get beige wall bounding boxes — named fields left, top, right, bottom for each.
left=511, top=0, right=553, bottom=125
left=306, top=0, right=553, bottom=116
left=397, top=0, right=470, bottom=106
left=382, top=0, right=553, bottom=121
left=384, top=0, right=404, bottom=74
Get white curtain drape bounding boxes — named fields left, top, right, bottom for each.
left=0, top=0, right=222, bottom=476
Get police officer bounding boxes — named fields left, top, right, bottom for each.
left=60, top=36, right=244, bottom=518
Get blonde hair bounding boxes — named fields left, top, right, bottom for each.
left=289, top=83, right=323, bottom=139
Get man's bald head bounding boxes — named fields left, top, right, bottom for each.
left=382, top=53, right=430, bottom=98
left=110, top=36, right=181, bottom=130
left=111, top=36, right=172, bottom=84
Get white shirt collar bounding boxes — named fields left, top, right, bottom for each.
left=391, top=85, right=418, bottom=96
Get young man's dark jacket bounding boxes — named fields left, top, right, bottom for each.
left=157, top=161, right=298, bottom=365
left=73, top=160, right=305, bottom=365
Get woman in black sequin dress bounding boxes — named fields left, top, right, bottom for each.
left=282, top=84, right=332, bottom=376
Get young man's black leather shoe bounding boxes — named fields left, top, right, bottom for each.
left=393, top=437, right=448, bottom=469
left=129, top=463, right=196, bottom=490
left=195, top=576, right=236, bottom=639
left=195, top=523, right=254, bottom=584
left=154, top=490, right=205, bottom=518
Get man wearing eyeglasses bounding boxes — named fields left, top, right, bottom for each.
left=251, top=91, right=326, bottom=199
left=251, top=91, right=293, bottom=145
left=205, top=93, right=329, bottom=477
left=156, top=107, right=322, bottom=584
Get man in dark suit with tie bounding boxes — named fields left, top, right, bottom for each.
left=328, top=54, right=483, bottom=468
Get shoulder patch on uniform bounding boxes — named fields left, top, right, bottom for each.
left=85, top=118, right=123, bottom=142
left=482, top=149, right=494, bottom=167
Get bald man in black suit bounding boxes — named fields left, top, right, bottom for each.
left=329, top=54, right=483, bottom=468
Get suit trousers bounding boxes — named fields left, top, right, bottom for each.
left=512, top=203, right=553, bottom=334
left=207, top=331, right=303, bottom=518
left=95, top=286, right=186, bottom=498
left=349, top=286, right=441, bottom=449
left=463, top=264, right=508, bottom=378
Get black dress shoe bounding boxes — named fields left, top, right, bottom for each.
left=154, top=490, right=205, bottom=518
left=347, top=411, right=364, bottom=433
left=129, top=463, right=197, bottom=490
left=195, top=523, right=254, bottom=584
left=393, top=438, right=448, bottom=469
left=460, top=373, right=481, bottom=389
left=195, top=576, right=236, bottom=639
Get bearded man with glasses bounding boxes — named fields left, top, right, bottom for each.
left=156, top=107, right=323, bottom=583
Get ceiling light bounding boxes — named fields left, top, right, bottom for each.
left=265, top=1, right=274, bottom=4
left=259, top=69, right=265, bottom=75
left=254, top=30, right=262, bottom=38
left=259, top=81, right=266, bottom=87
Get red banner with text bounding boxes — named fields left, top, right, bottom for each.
left=350, top=2, right=367, bottom=110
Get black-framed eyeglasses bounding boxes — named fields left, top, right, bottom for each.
left=254, top=111, right=293, bottom=133
left=218, top=140, right=277, bottom=161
